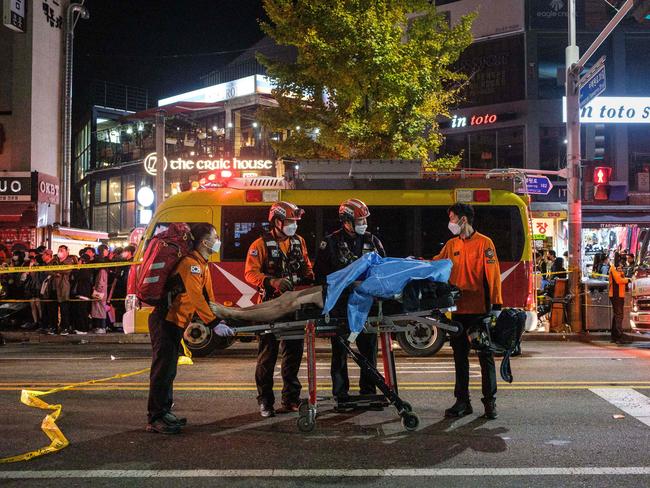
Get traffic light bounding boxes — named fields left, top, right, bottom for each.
left=633, top=0, right=650, bottom=22
left=593, top=124, right=605, bottom=160
left=593, top=166, right=612, bottom=201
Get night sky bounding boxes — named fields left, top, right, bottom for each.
left=73, top=0, right=268, bottom=109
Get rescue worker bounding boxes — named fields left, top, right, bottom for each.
left=609, top=252, right=630, bottom=344
left=244, top=201, right=314, bottom=418
left=146, top=223, right=234, bottom=434
left=434, top=203, right=502, bottom=420
left=314, top=198, right=386, bottom=407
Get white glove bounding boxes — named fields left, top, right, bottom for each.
left=213, top=322, right=235, bottom=337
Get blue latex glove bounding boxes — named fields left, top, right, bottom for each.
left=213, top=322, right=235, bottom=337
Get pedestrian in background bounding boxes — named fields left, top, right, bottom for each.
left=50, top=245, right=78, bottom=335
left=609, top=252, right=630, bottom=344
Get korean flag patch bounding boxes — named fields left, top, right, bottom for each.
left=249, top=249, right=258, bottom=257
left=190, top=265, right=201, bottom=274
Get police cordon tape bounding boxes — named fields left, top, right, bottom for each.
left=0, top=260, right=141, bottom=275
left=0, top=341, right=193, bottom=464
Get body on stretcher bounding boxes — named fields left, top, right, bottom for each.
left=225, top=280, right=462, bottom=433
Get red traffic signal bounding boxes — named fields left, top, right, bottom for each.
left=593, top=166, right=611, bottom=185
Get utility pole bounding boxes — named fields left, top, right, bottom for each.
left=565, top=0, right=635, bottom=332
left=155, top=110, right=166, bottom=210
left=61, top=3, right=89, bottom=226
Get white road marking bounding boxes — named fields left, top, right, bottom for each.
left=1, top=468, right=650, bottom=478
left=590, top=388, right=650, bottom=427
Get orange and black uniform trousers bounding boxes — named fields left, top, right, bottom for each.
left=147, top=306, right=183, bottom=423
left=450, top=314, right=497, bottom=403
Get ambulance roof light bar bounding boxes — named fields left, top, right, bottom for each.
left=295, top=159, right=422, bottom=180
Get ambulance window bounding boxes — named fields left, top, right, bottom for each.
left=420, top=207, right=453, bottom=258
left=220, top=207, right=270, bottom=261
left=366, top=207, right=415, bottom=257
left=473, top=206, right=525, bottom=262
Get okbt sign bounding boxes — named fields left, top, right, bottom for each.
left=143, top=153, right=274, bottom=176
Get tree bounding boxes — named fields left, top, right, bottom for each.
left=258, top=0, right=474, bottom=169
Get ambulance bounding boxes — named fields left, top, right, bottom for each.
left=124, top=161, right=535, bottom=357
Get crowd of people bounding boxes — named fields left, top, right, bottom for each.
left=0, top=244, right=135, bottom=335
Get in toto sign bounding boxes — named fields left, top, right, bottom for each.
left=143, top=153, right=274, bottom=176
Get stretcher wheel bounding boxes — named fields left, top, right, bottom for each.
left=401, top=412, right=420, bottom=431
left=298, top=401, right=310, bottom=416
left=401, top=401, right=413, bottom=413
left=297, top=415, right=316, bottom=433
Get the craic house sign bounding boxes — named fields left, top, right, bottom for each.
left=143, top=153, right=274, bottom=176
left=0, top=172, right=32, bottom=202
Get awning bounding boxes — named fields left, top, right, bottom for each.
left=123, top=101, right=225, bottom=121
left=53, top=226, right=109, bottom=241
left=582, top=205, right=650, bottom=226
left=0, top=203, right=36, bottom=227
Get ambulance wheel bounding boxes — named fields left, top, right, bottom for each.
left=183, top=322, right=235, bottom=357
left=299, top=400, right=310, bottom=416
left=401, top=412, right=420, bottom=431
left=396, top=324, right=445, bottom=357
left=297, top=415, right=315, bottom=433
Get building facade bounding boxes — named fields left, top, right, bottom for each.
left=0, top=0, right=68, bottom=249
left=437, top=0, right=650, bottom=268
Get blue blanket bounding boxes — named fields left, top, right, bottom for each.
left=324, top=253, right=453, bottom=335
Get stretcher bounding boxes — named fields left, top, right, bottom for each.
left=229, top=281, right=461, bottom=433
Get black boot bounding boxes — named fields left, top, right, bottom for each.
left=482, top=398, right=498, bottom=419
left=444, top=399, right=473, bottom=418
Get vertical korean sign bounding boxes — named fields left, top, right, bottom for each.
left=3, top=0, right=26, bottom=32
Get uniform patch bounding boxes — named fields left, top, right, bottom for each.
left=319, top=241, right=327, bottom=250
left=271, top=250, right=280, bottom=258
left=190, top=265, right=201, bottom=274
left=249, top=249, right=258, bottom=257
left=487, top=259, right=496, bottom=264
left=485, top=248, right=495, bottom=259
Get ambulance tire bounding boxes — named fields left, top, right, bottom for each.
left=396, top=325, right=445, bottom=357
left=184, top=322, right=236, bottom=357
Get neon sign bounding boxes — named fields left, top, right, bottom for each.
left=450, top=113, right=499, bottom=129
left=143, top=153, right=274, bottom=176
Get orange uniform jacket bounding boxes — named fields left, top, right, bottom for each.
left=165, top=250, right=218, bottom=329
left=434, top=231, right=503, bottom=314
left=244, top=232, right=314, bottom=290
left=608, top=267, right=629, bottom=298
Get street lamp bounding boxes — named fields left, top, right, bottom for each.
left=61, top=3, right=89, bottom=227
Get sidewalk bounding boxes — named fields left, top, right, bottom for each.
left=2, top=329, right=648, bottom=345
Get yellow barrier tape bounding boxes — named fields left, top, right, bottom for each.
left=0, top=338, right=193, bottom=463
left=0, top=260, right=142, bottom=275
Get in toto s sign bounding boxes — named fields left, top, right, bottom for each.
left=143, top=153, right=274, bottom=176
left=563, top=96, right=650, bottom=124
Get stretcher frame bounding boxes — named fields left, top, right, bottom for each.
left=231, top=303, right=460, bottom=433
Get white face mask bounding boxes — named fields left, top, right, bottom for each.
left=282, top=222, right=298, bottom=236
left=204, top=239, right=221, bottom=254
left=57, top=252, right=66, bottom=260
left=354, top=224, right=368, bottom=235
left=448, top=221, right=462, bottom=235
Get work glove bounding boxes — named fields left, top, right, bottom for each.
left=213, top=322, right=235, bottom=337
left=269, top=277, right=293, bottom=293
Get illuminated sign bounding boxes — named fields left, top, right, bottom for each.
left=563, top=96, right=650, bottom=124
left=450, top=113, right=499, bottom=128
left=0, top=173, right=31, bottom=202
left=143, top=153, right=274, bottom=176
left=158, top=75, right=275, bottom=106
left=3, top=0, right=25, bottom=32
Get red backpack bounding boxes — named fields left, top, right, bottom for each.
left=135, top=223, right=193, bottom=305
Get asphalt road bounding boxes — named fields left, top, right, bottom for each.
left=1, top=340, right=650, bottom=487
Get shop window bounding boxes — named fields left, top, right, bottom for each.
left=108, top=203, right=121, bottom=233
left=468, top=131, right=496, bottom=169
left=540, top=126, right=566, bottom=173
left=109, top=177, right=121, bottom=204
left=122, top=175, right=136, bottom=201
left=497, top=128, right=524, bottom=168
left=220, top=207, right=271, bottom=261
left=122, top=201, right=135, bottom=231
left=95, top=180, right=108, bottom=204
left=628, top=126, right=650, bottom=191
left=93, top=206, right=108, bottom=232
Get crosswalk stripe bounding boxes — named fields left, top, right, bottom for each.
left=590, top=388, right=650, bottom=427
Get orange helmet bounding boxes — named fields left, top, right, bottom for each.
left=339, top=198, right=370, bottom=223
left=268, top=201, right=304, bottom=222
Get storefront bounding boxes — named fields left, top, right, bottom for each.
left=0, top=172, right=60, bottom=253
